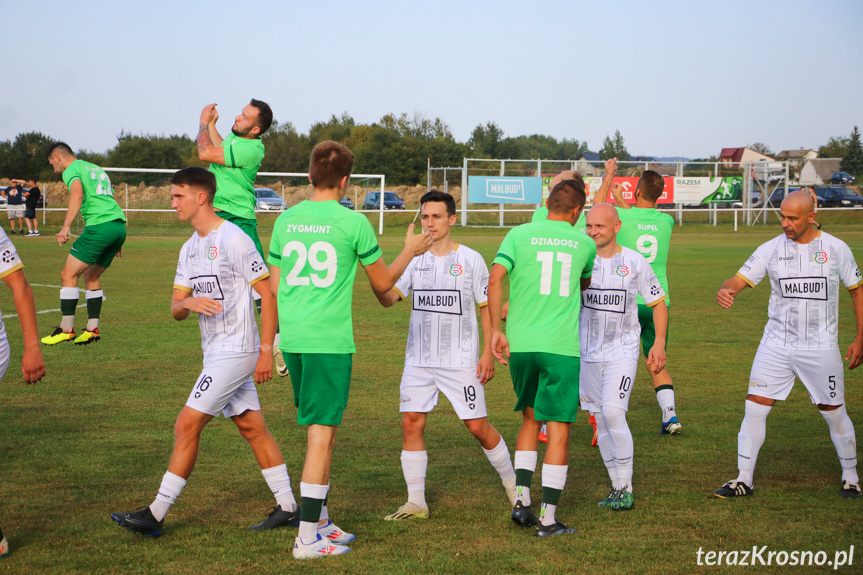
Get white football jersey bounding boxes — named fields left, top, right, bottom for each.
left=0, top=229, right=23, bottom=344
left=174, top=220, right=269, bottom=356
left=394, top=244, right=489, bottom=368
left=579, top=246, right=666, bottom=362
left=737, top=231, right=862, bottom=351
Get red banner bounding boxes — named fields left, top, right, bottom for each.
left=593, top=176, right=675, bottom=204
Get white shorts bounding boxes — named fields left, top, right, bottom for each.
left=399, top=365, right=488, bottom=420
left=7, top=206, right=24, bottom=219
left=749, top=344, right=844, bottom=406
left=0, top=329, right=9, bottom=381
left=185, top=352, right=261, bottom=418
left=579, top=358, right=639, bottom=413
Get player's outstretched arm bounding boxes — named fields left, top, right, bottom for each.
left=846, top=285, right=863, bottom=370
left=363, top=223, right=432, bottom=294
left=252, top=277, right=276, bottom=383
left=610, top=182, right=630, bottom=210
left=646, top=301, right=668, bottom=375
left=56, top=180, right=84, bottom=246
left=197, top=104, right=226, bottom=165
left=716, top=275, right=750, bottom=309
left=488, top=264, right=510, bottom=365
left=476, top=305, right=495, bottom=384
left=171, top=289, right=223, bottom=321
left=593, top=158, right=617, bottom=204
left=373, top=287, right=402, bottom=308
left=3, top=269, right=45, bottom=384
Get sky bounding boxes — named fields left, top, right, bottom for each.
left=1, top=0, right=861, bottom=161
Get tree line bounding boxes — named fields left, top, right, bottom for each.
left=1, top=116, right=860, bottom=186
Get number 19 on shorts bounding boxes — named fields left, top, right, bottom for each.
left=536, top=251, right=573, bottom=297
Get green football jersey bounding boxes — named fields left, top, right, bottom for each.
left=615, top=207, right=674, bottom=305
left=269, top=200, right=382, bottom=354
left=62, top=160, right=126, bottom=226
left=493, top=219, right=596, bottom=357
left=531, top=206, right=587, bottom=233
left=210, top=132, right=265, bottom=220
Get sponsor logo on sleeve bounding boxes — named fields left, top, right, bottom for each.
left=251, top=260, right=264, bottom=273
left=581, top=288, right=627, bottom=314
left=1, top=249, right=17, bottom=264
left=480, top=274, right=489, bottom=296
left=412, top=289, right=462, bottom=315
left=778, top=276, right=827, bottom=301
left=191, top=275, right=225, bottom=300
left=814, top=251, right=828, bottom=264
left=650, top=283, right=662, bottom=297
left=242, top=249, right=260, bottom=263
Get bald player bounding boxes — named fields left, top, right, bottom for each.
left=579, top=204, right=667, bottom=511
left=714, top=191, right=863, bottom=499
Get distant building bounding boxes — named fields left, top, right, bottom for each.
left=575, top=152, right=602, bottom=176
left=775, top=149, right=818, bottom=170
left=719, top=147, right=775, bottom=168
left=799, top=158, right=841, bottom=186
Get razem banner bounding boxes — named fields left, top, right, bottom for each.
left=672, top=177, right=743, bottom=205
left=468, top=176, right=543, bottom=204
left=594, top=177, right=674, bottom=204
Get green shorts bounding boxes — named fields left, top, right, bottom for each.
left=508, top=352, right=580, bottom=422
left=218, top=212, right=264, bottom=261
left=638, top=303, right=670, bottom=357
left=285, top=353, right=352, bottom=426
left=70, top=219, right=126, bottom=268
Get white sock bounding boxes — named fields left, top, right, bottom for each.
left=261, top=464, right=297, bottom=512
left=320, top=482, right=330, bottom=522
left=299, top=482, right=328, bottom=544
left=604, top=406, right=634, bottom=493
left=593, top=412, right=619, bottom=488
left=656, top=388, right=677, bottom=423
left=483, top=437, right=516, bottom=489
left=85, top=289, right=103, bottom=331
left=514, top=450, right=538, bottom=506
left=736, top=400, right=771, bottom=487
left=401, top=450, right=428, bottom=507
left=150, top=471, right=187, bottom=521
left=821, top=405, right=859, bottom=484
left=60, top=287, right=79, bottom=332
left=539, top=464, right=568, bottom=526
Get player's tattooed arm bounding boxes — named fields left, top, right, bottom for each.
left=197, top=104, right=226, bottom=165
left=846, top=285, right=863, bottom=370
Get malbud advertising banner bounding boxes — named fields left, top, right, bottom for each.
left=468, top=176, right=543, bottom=204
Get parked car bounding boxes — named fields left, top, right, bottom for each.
left=254, top=187, right=286, bottom=211
left=0, top=186, right=45, bottom=208
left=814, top=186, right=863, bottom=208
left=339, top=195, right=354, bottom=209
left=830, top=172, right=856, bottom=184
left=767, top=187, right=801, bottom=207
left=362, top=191, right=405, bottom=210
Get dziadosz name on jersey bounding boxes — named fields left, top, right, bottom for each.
left=531, top=237, right=579, bottom=248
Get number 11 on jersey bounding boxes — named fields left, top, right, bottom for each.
left=537, top=251, right=573, bottom=297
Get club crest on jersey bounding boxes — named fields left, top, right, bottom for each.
left=207, top=245, right=218, bottom=260
left=814, top=251, right=828, bottom=264
left=615, top=265, right=629, bottom=277
left=449, top=263, right=463, bottom=276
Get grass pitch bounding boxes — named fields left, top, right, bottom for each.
left=1, top=216, right=862, bottom=574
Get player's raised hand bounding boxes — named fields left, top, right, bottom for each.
left=184, top=297, right=223, bottom=317
left=646, top=345, right=666, bottom=375
left=405, top=222, right=433, bottom=256
left=491, top=331, right=510, bottom=365
left=253, top=351, right=273, bottom=384
left=716, top=288, right=737, bottom=309
left=846, top=337, right=863, bottom=370
left=477, top=348, right=495, bottom=384
left=604, top=157, right=618, bottom=177
left=610, top=182, right=625, bottom=200
left=200, top=103, right=218, bottom=124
